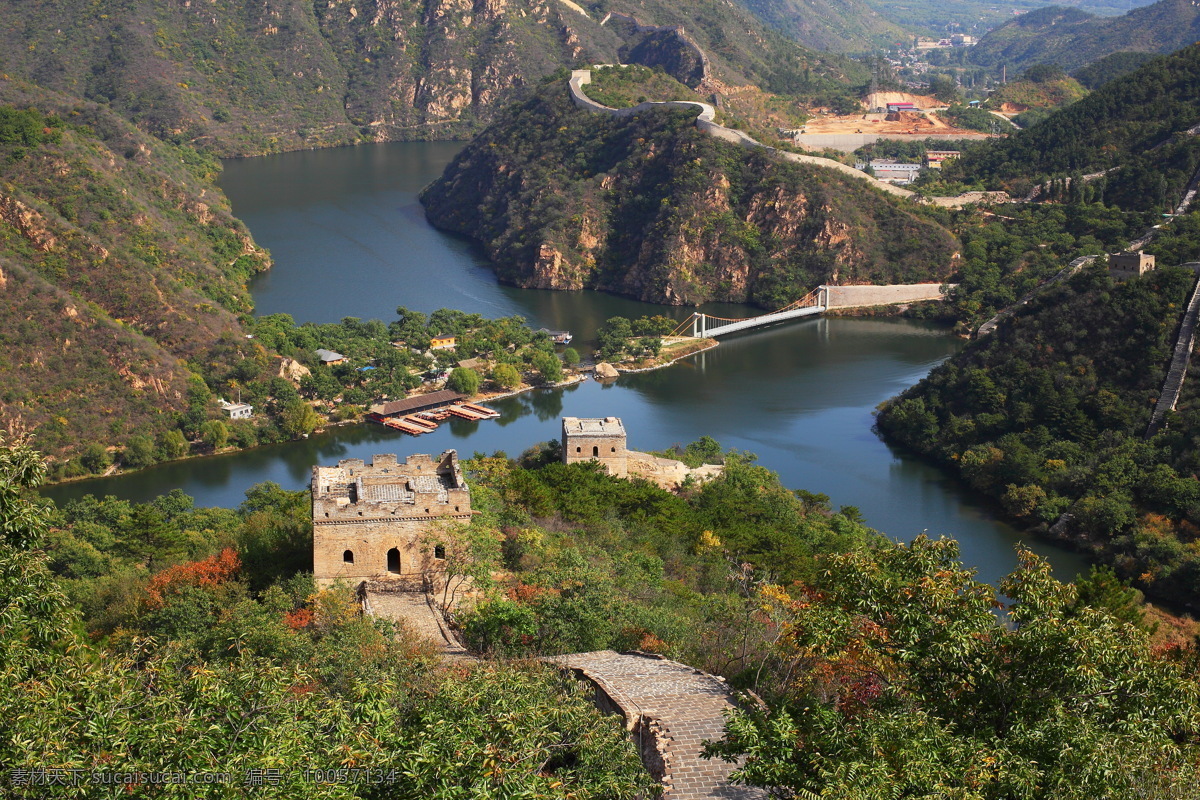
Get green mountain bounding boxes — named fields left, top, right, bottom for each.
left=0, top=0, right=865, bottom=157
left=862, top=0, right=1157, bottom=37
left=969, top=0, right=1200, bottom=75
left=877, top=263, right=1200, bottom=610
left=0, top=78, right=269, bottom=460
left=421, top=77, right=957, bottom=307
left=946, top=43, right=1200, bottom=212
left=734, top=0, right=911, bottom=52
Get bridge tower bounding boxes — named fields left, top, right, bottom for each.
left=690, top=312, right=706, bottom=338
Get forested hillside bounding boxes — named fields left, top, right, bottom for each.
left=0, top=79, right=271, bottom=463
left=5, top=424, right=1199, bottom=797
left=0, top=0, right=866, bottom=157
left=947, top=44, right=1200, bottom=212
left=879, top=264, right=1200, bottom=610
left=969, top=0, right=1200, bottom=75
left=422, top=76, right=958, bottom=307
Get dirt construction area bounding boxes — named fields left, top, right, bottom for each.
left=791, top=90, right=999, bottom=151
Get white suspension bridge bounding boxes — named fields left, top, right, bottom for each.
left=670, top=287, right=828, bottom=338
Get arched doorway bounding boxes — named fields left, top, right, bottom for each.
left=343, top=549, right=354, bottom=564
left=386, top=547, right=401, bottom=574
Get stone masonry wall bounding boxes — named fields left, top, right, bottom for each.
left=312, top=451, right=473, bottom=589
left=562, top=416, right=629, bottom=477
left=547, top=650, right=766, bottom=799
left=822, top=283, right=949, bottom=308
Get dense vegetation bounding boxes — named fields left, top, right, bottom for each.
left=879, top=264, right=1200, bottom=609
left=936, top=201, right=1151, bottom=332
left=422, top=77, right=958, bottom=308
left=948, top=43, right=1200, bottom=212
left=6, top=386, right=1199, bottom=797
left=0, top=435, right=653, bottom=798
left=1072, top=50, right=1160, bottom=89
left=710, top=538, right=1200, bottom=798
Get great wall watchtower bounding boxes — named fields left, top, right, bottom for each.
left=311, top=451, right=472, bottom=589
left=562, top=416, right=629, bottom=477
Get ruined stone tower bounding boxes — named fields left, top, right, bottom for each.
left=561, top=416, right=628, bottom=477
left=311, top=451, right=472, bottom=589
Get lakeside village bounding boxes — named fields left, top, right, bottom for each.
left=199, top=308, right=703, bottom=452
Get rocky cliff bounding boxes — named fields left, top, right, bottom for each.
left=0, top=0, right=864, bottom=156
left=421, top=80, right=958, bottom=307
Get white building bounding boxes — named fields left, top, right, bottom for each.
left=219, top=400, right=254, bottom=420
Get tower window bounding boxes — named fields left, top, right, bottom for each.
left=343, top=549, right=354, bottom=564
left=592, top=445, right=599, bottom=457
left=434, top=545, right=446, bottom=560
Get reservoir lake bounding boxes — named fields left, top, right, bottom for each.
left=44, top=141, right=1088, bottom=585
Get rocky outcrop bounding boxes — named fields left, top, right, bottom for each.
left=606, top=12, right=710, bottom=88
left=422, top=81, right=958, bottom=307
left=0, top=193, right=58, bottom=252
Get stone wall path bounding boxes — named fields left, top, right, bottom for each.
left=363, top=585, right=473, bottom=661
left=548, top=650, right=765, bottom=800
left=1147, top=271, right=1200, bottom=437
left=569, top=70, right=1009, bottom=209
left=976, top=254, right=1097, bottom=338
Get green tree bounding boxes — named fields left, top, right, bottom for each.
left=532, top=352, right=563, bottom=384
left=199, top=419, right=228, bottom=450
left=280, top=400, right=320, bottom=438
left=156, top=429, right=189, bottom=460
left=709, top=540, right=1200, bottom=798
left=120, top=435, right=157, bottom=469
left=596, top=317, right=633, bottom=361
left=492, top=363, right=522, bottom=390
left=79, top=443, right=111, bottom=474
left=447, top=367, right=481, bottom=396
left=562, top=347, right=580, bottom=367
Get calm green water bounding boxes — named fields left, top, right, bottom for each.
left=43, top=142, right=1088, bottom=585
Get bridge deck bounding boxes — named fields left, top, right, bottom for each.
left=703, top=304, right=825, bottom=337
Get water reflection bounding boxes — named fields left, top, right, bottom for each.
left=38, top=142, right=1091, bottom=586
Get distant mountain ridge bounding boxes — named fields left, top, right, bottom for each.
left=733, top=0, right=910, bottom=52
left=969, top=0, right=1200, bottom=75
left=859, top=0, right=1157, bottom=37
left=0, top=0, right=864, bottom=157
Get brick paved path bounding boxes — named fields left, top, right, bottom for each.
left=364, top=587, right=472, bottom=661
left=549, top=651, right=765, bottom=800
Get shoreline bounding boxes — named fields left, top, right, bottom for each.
left=613, top=338, right=720, bottom=374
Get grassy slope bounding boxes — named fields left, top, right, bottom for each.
left=0, top=79, right=269, bottom=458
left=984, top=76, right=1088, bottom=112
